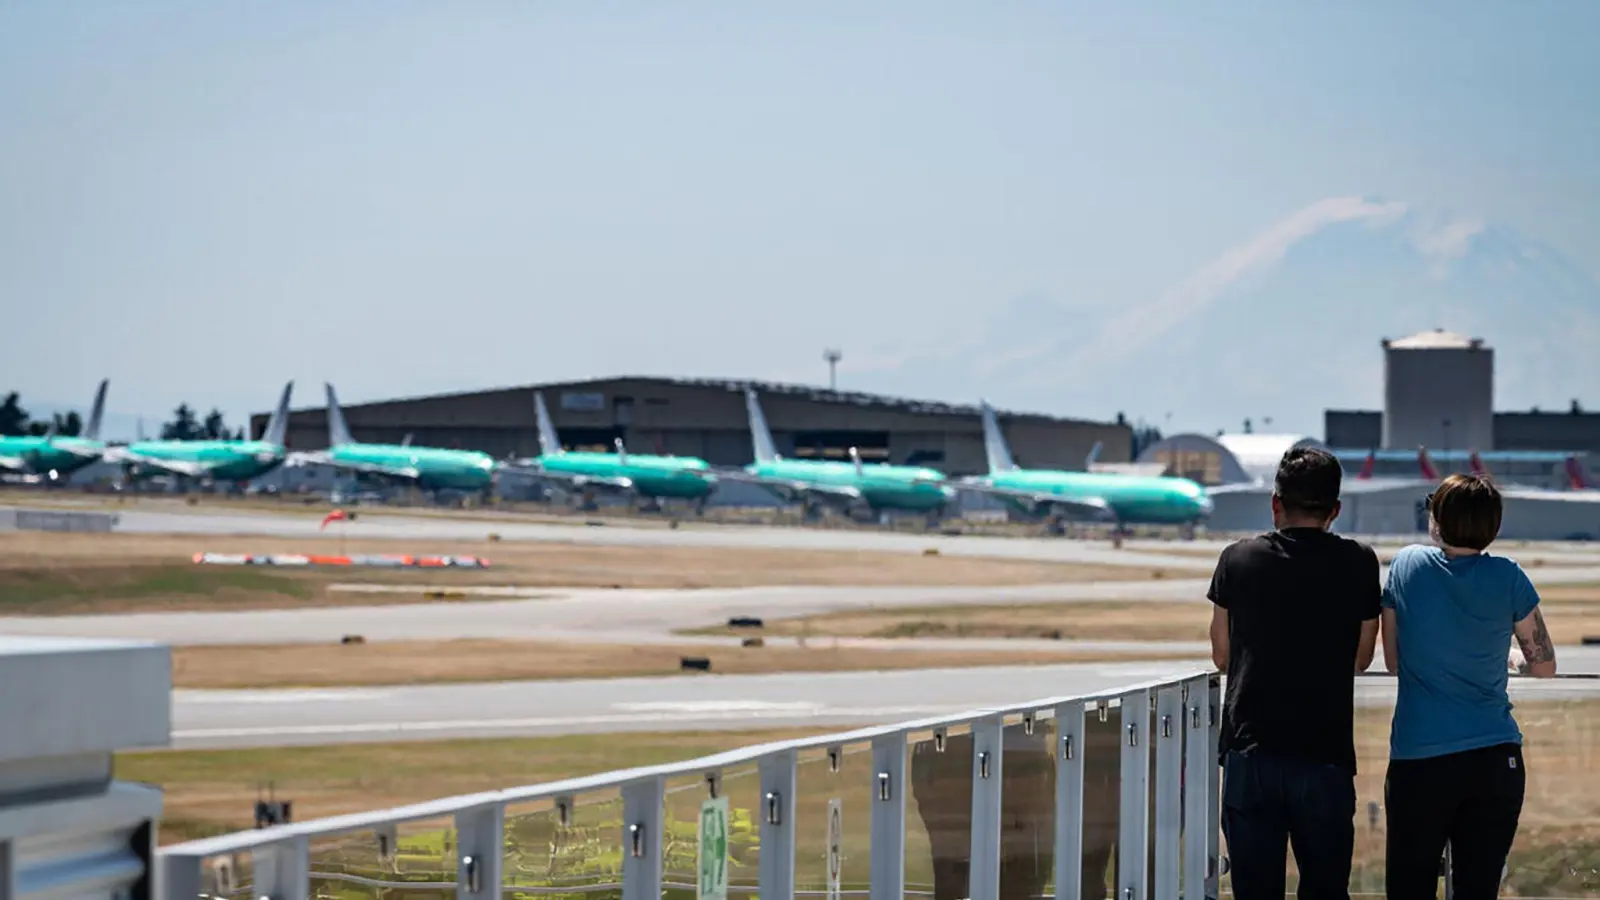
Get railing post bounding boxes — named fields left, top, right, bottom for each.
left=1206, top=675, right=1222, bottom=900
left=622, top=777, right=665, bottom=900
left=156, top=853, right=204, bottom=900
left=1119, top=690, right=1151, bottom=900
left=456, top=802, right=504, bottom=899
left=969, top=714, right=1005, bottom=900
left=252, top=836, right=309, bottom=900
left=1054, top=700, right=1086, bottom=900
left=869, top=734, right=906, bottom=900
left=1154, top=686, right=1183, bottom=900
left=1182, top=677, right=1211, bottom=900
left=759, top=750, right=798, bottom=900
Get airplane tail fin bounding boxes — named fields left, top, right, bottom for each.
left=533, top=392, right=563, bottom=457
left=1418, top=446, right=1439, bottom=481
left=84, top=378, right=109, bottom=442
left=1085, top=440, right=1103, bottom=470
left=978, top=400, right=1016, bottom=474
left=324, top=383, right=354, bottom=448
left=1469, top=449, right=1489, bottom=478
left=1567, top=456, right=1591, bottom=490
left=1356, top=450, right=1375, bottom=480
left=262, top=381, right=294, bottom=447
left=400, top=433, right=413, bottom=448
left=614, top=437, right=629, bottom=465
left=849, top=446, right=863, bottom=476
left=744, top=388, right=778, bottom=463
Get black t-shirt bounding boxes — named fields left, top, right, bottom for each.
left=1209, top=527, right=1381, bottom=772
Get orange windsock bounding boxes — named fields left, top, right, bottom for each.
left=320, top=509, right=349, bottom=530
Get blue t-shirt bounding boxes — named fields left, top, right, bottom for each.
left=1383, top=544, right=1541, bottom=760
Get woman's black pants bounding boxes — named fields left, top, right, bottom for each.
left=1385, top=743, right=1525, bottom=900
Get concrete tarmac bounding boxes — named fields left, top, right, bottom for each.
left=168, top=659, right=1600, bottom=751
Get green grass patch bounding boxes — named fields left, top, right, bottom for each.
left=0, top=565, right=313, bottom=613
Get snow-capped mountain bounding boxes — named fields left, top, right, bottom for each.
left=853, top=197, right=1600, bottom=435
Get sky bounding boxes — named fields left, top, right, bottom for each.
left=3, top=1, right=1597, bottom=438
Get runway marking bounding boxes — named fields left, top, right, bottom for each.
left=173, top=689, right=394, bottom=704
left=612, top=700, right=823, bottom=713
left=171, top=705, right=953, bottom=742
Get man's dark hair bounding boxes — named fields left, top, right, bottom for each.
left=1429, top=473, right=1502, bottom=550
left=1273, top=447, right=1342, bottom=517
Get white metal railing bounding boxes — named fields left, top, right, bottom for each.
left=155, top=668, right=1223, bottom=900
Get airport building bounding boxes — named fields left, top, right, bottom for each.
left=1136, top=432, right=1600, bottom=541
left=256, top=376, right=1133, bottom=476
left=1325, top=328, right=1600, bottom=455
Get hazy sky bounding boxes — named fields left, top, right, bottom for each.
left=4, top=2, right=1597, bottom=436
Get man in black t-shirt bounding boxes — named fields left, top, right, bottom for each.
left=1208, top=447, right=1381, bottom=900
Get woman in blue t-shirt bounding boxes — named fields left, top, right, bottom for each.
left=1380, top=473, right=1557, bottom=899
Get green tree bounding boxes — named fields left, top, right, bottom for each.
left=201, top=408, right=228, bottom=440
left=0, top=393, right=29, bottom=436
left=161, top=403, right=201, bottom=441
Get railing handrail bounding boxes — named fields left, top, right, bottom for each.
left=157, top=666, right=1214, bottom=859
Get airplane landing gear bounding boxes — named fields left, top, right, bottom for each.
left=1180, top=522, right=1197, bottom=541
left=693, top=496, right=708, bottom=517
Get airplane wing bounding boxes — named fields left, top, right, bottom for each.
left=0, top=455, right=26, bottom=472
left=713, top=469, right=863, bottom=501
left=285, top=451, right=421, bottom=481
left=505, top=462, right=637, bottom=493
left=954, top=481, right=1113, bottom=519
left=102, top=447, right=212, bottom=478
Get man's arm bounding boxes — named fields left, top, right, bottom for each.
left=1380, top=608, right=1400, bottom=674
left=1513, top=607, right=1557, bottom=677
left=1354, top=543, right=1382, bottom=672
left=1356, top=618, right=1379, bottom=672
left=1210, top=605, right=1229, bottom=672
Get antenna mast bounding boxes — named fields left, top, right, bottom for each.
left=823, top=348, right=842, bottom=391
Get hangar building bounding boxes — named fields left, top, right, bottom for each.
left=1138, top=433, right=1600, bottom=541
left=1326, top=328, right=1600, bottom=455
left=256, top=377, right=1133, bottom=476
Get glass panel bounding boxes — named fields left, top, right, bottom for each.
left=795, top=743, right=873, bottom=898
left=307, top=818, right=457, bottom=899
left=907, top=723, right=971, bottom=900
left=1083, top=699, right=1122, bottom=900
left=199, top=853, right=254, bottom=899
left=660, top=765, right=762, bottom=900
left=503, top=788, right=626, bottom=900
left=1001, top=713, right=1056, bottom=900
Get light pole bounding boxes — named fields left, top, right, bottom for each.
left=823, top=349, right=842, bottom=391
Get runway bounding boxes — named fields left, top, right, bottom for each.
left=169, top=659, right=1600, bottom=750
left=8, top=503, right=1600, bottom=752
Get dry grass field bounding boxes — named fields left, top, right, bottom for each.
left=168, top=637, right=1203, bottom=689
left=694, top=585, right=1600, bottom=645
left=0, top=530, right=1181, bottom=616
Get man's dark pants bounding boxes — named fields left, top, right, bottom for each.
left=1221, top=747, right=1355, bottom=900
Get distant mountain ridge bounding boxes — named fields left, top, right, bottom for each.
left=852, top=197, right=1600, bottom=435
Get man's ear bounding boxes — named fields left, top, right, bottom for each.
left=1270, top=494, right=1283, bottom=517
left=1327, top=499, right=1342, bottom=526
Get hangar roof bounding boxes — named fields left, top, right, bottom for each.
left=1383, top=329, right=1485, bottom=350
left=283, top=375, right=1110, bottom=426
left=1138, top=432, right=1324, bottom=486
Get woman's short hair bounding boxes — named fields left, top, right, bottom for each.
left=1429, top=473, right=1503, bottom=550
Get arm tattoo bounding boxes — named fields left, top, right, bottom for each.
left=1518, top=609, right=1556, bottom=665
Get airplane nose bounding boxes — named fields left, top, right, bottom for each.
left=1197, top=494, right=1214, bottom=515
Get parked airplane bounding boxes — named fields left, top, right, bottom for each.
left=510, top=392, right=717, bottom=511
left=287, top=384, right=497, bottom=493
left=714, top=388, right=954, bottom=523
left=0, top=379, right=109, bottom=482
left=1568, top=457, right=1594, bottom=491
left=104, top=382, right=294, bottom=485
left=956, top=400, right=1213, bottom=537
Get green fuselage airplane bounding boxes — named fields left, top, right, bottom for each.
left=0, top=379, right=110, bottom=482
left=511, top=391, right=717, bottom=506
left=287, top=383, right=497, bottom=493
left=717, top=387, right=955, bottom=518
left=108, top=382, right=295, bottom=484
left=957, top=400, right=1212, bottom=533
